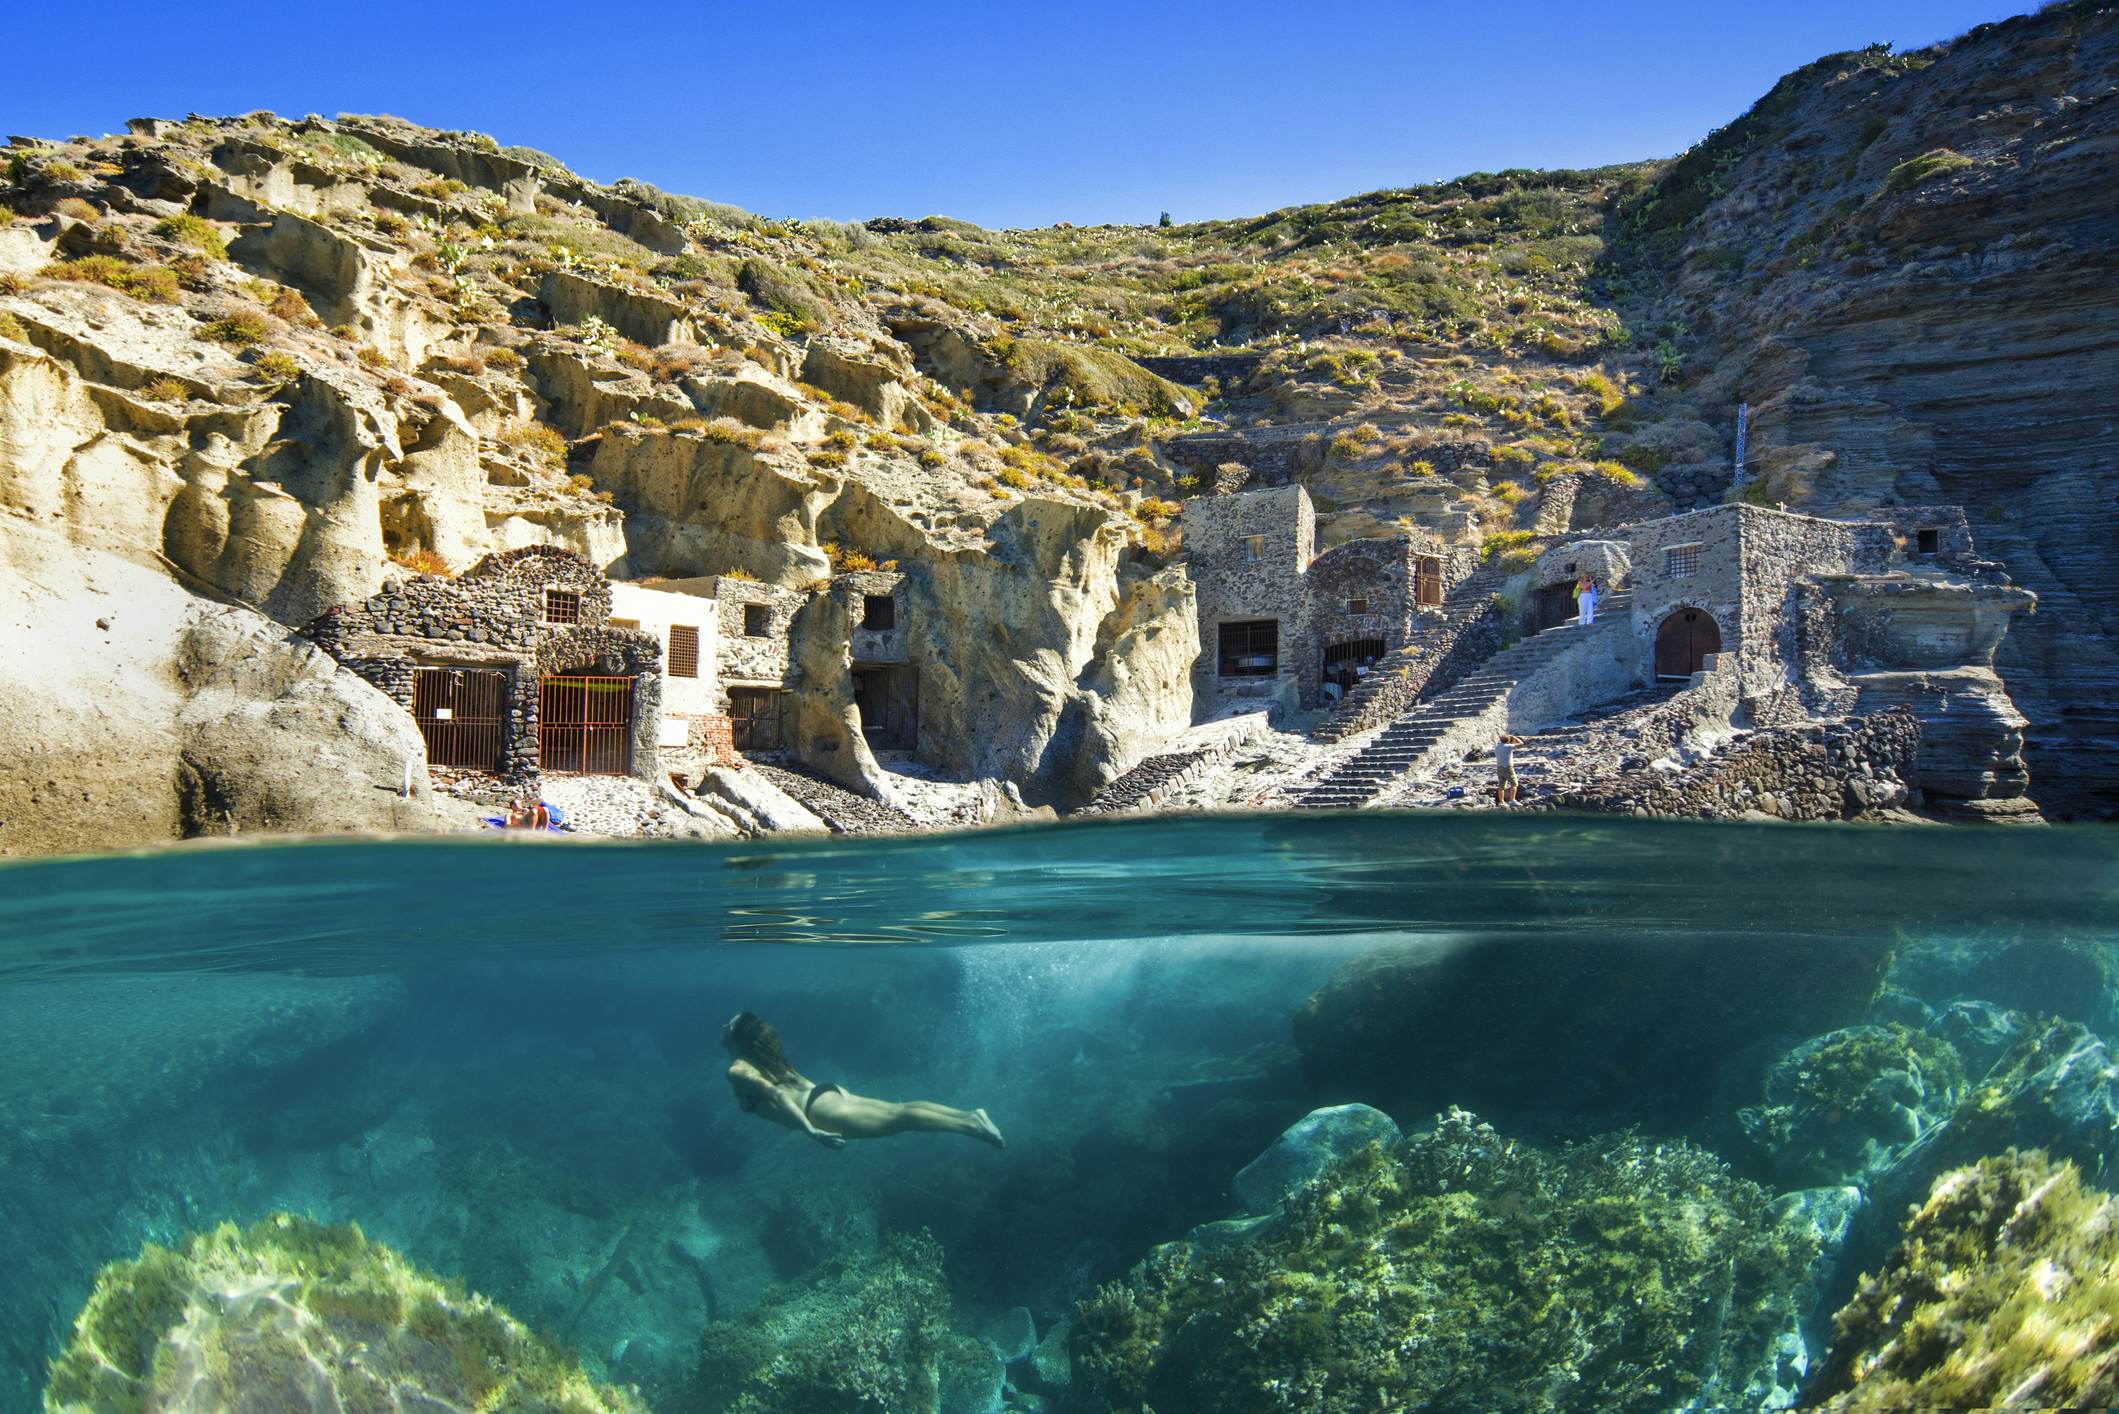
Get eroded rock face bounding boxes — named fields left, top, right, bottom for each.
left=1638, top=7, right=2119, bottom=814
left=0, top=524, right=464, bottom=857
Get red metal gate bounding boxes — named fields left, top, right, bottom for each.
left=412, top=667, right=507, bottom=770
left=539, top=675, right=635, bottom=774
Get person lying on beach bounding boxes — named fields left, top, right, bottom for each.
left=722, top=1012, right=1004, bottom=1150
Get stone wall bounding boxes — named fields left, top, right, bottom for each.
left=1301, top=536, right=1415, bottom=706
left=304, top=546, right=660, bottom=781
left=703, top=576, right=805, bottom=692
left=1180, top=485, right=1314, bottom=709
left=1545, top=710, right=1919, bottom=821
left=837, top=568, right=911, bottom=666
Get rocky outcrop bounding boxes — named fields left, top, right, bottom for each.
left=1633, top=3, right=2119, bottom=814
left=540, top=268, right=695, bottom=348
left=588, top=424, right=836, bottom=584
left=0, top=524, right=466, bottom=857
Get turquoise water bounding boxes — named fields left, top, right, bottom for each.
left=3, top=814, right=2116, bottom=1410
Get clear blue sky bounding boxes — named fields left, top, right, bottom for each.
left=10, top=0, right=2030, bottom=228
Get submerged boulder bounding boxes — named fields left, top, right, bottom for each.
left=1068, top=1108, right=1818, bottom=1413
left=690, top=1231, right=951, bottom=1414
left=42, top=1212, right=641, bottom=1413
left=1294, top=933, right=1895, bottom=1130
left=1810, top=1150, right=2119, bottom=1409
left=1738, top=1024, right=1967, bottom=1189
left=1231, top=1103, right=1400, bottom=1214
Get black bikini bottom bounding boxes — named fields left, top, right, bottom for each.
left=804, top=1083, right=842, bottom=1120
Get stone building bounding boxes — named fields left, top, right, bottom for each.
left=837, top=568, right=918, bottom=752
left=1180, top=485, right=1457, bottom=714
left=304, top=546, right=665, bottom=783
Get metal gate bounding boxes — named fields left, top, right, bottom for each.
left=539, top=675, right=635, bottom=774
left=412, top=667, right=507, bottom=770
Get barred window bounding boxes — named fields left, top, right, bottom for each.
left=1665, top=545, right=1701, bottom=578
left=542, top=588, right=581, bottom=624
left=862, top=595, right=896, bottom=632
left=1347, top=598, right=1369, bottom=615
left=668, top=624, right=700, bottom=678
left=1218, top=620, right=1279, bottom=677
left=743, top=603, right=770, bottom=637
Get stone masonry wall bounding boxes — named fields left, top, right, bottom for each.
left=1180, top=485, right=1314, bottom=708
left=1545, top=709, right=1919, bottom=821
left=305, top=546, right=656, bottom=781
left=1301, top=536, right=1415, bottom=707
left=1627, top=506, right=1747, bottom=685
left=708, top=577, right=805, bottom=692
left=1736, top=506, right=1859, bottom=705
left=837, top=568, right=910, bottom=666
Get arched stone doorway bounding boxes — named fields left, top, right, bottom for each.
left=1655, top=608, right=1721, bottom=680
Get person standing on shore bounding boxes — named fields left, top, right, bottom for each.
left=1494, top=733, right=1524, bottom=806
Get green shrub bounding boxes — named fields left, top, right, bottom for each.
left=153, top=213, right=228, bottom=259
left=1588, top=460, right=1640, bottom=487
left=198, top=311, right=271, bottom=346
left=251, top=351, right=300, bottom=382
left=46, top=256, right=181, bottom=303
left=1479, top=528, right=1535, bottom=562
left=141, top=375, right=188, bottom=402
left=1883, top=148, right=1973, bottom=195
left=499, top=420, right=568, bottom=466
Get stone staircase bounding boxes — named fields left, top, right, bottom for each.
left=1297, top=593, right=1634, bottom=809
left=1315, top=565, right=1508, bottom=743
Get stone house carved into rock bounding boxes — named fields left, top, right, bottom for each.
left=1557, top=502, right=2037, bottom=812
left=304, top=546, right=666, bottom=783
left=1179, top=484, right=1466, bottom=714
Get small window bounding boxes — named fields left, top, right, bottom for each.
left=1347, top=598, right=1369, bottom=615
left=668, top=624, right=699, bottom=679
left=542, top=588, right=581, bottom=624
left=1244, top=534, right=1267, bottom=563
left=743, top=603, right=770, bottom=638
left=862, top=595, right=896, bottom=632
left=1665, top=545, right=1701, bottom=578
left=1916, top=528, right=1940, bottom=556
left=1218, top=619, right=1279, bottom=677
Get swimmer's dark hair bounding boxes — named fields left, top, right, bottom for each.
left=726, top=1012, right=797, bottom=1083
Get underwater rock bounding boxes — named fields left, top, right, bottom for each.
left=937, top=1333, right=1007, bottom=1414
left=1738, top=1024, right=1967, bottom=1189
left=1028, top=1318, right=1072, bottom=1391
left=1232, top=1103, right=1401, bottom=1214
left=1850, top=1019, right=2119, bottom=1287
left=1809, top=1150, right=2119, bottom=1408
left=1067, top=1107, right=1817, bottom=1414
left=1930, top=997, right=2031, bottom=1079
left=981, top=1305, right=1037, bottom=1363
left=41, top=1211, right=642, bottom=1414
left=689, top=1230, right=951, bottom=1413
left=1294, top=933, right=1894, bottom=1129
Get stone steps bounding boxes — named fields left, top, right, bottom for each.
left=1296, top=595, right=1633, bottom=809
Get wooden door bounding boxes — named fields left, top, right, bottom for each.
left=1654, top=610, right=1721, bottom=679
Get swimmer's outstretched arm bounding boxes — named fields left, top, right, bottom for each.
left=768, top=1088, right=845, bottom=1148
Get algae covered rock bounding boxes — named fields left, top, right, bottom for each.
left=1068, top=1108, right=1817, bottom=1413
left=1738, top=1023, right=1966, bottom=1188
left=1232, top=1103, right=1400, bottom=1213
left=1810, top=1149, right=2119, bottom=1408
left=690, top=1231, right=951, bottom=1413
left=42, top=1211, right=642, bottom=1414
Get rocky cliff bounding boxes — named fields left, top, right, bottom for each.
left=1621, top=2, right=2119, bottom=815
